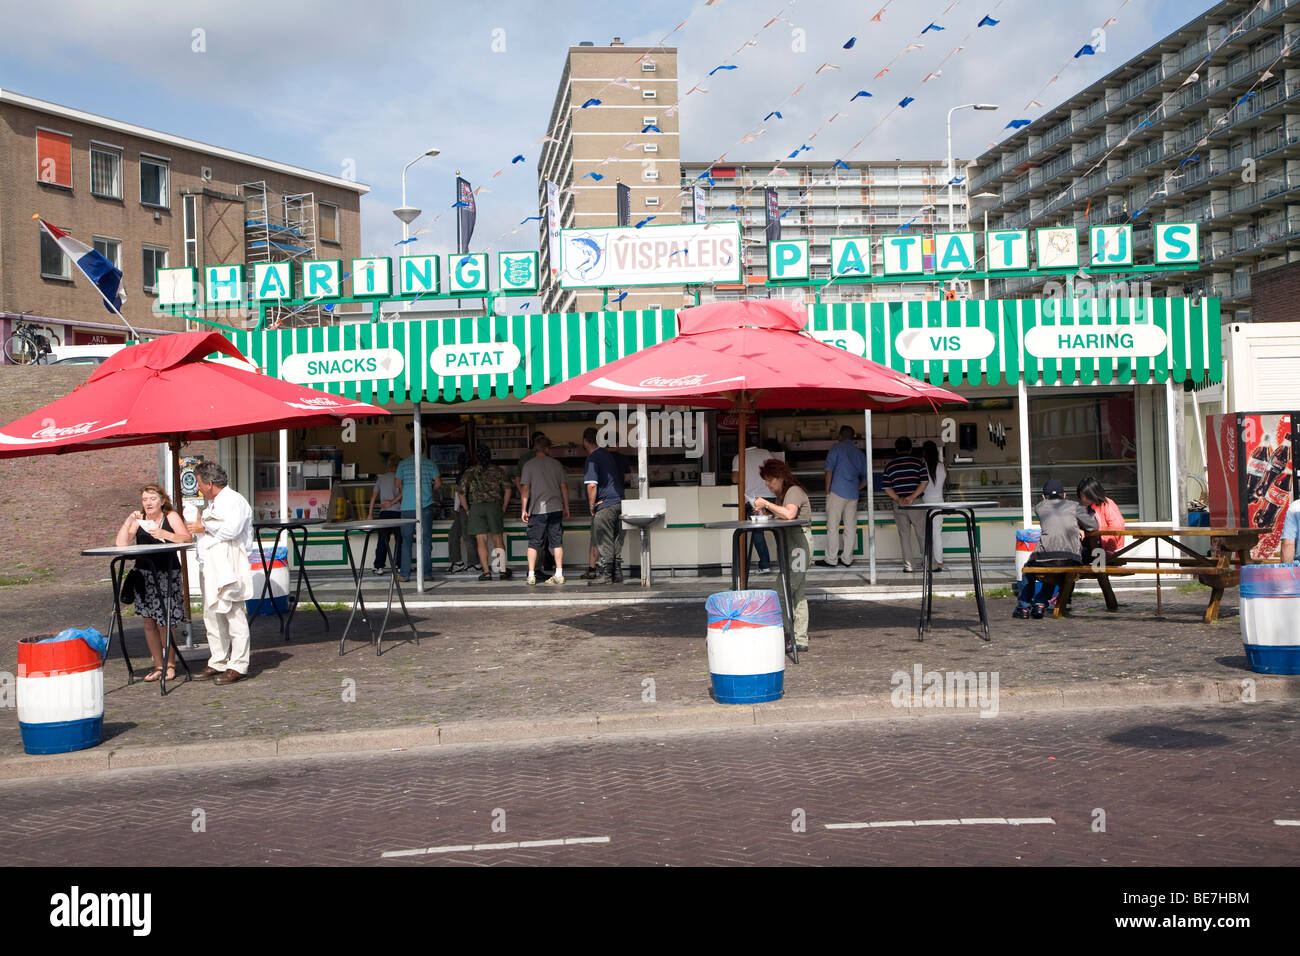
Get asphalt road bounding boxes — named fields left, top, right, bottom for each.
left=3, top=701, right=1297, bottom=869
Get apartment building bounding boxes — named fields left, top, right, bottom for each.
left=968, top=0, right=1300, bottom=318
left=679, top=159, right=964, bottom=303
left=0, top=88, right=367, bottom=357
left=536, top=40, right=684, bottom=314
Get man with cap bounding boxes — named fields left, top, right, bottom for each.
left=1015, top=478, right=1098, bottom=619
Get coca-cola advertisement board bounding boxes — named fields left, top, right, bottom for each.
left=1205, top=412, right=1296, bottom=560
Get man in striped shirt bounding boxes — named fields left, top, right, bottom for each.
left=881, top=437, right=929, bottom=573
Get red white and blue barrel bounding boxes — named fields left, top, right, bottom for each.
left=1240, top=563, right=1300, bottom=674
left=705, top=590, right=785, bottom=704
left=247, top=545, right=290, bottom=615
left=17, top=635, right=104, bottom=755
left=1015, top=528, right=1041, bottom=582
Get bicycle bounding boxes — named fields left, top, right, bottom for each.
left=3, top=320, right=54, bottom=365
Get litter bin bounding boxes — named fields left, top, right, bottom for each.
left=705, top=590, right=785, bottom=704
left=1015, top=528, right=1041, bottom=582
left=17, top=630, right=106, bottom=755
left=248, top=545, right=290, bottom=616
left=1240, top=563, right=1300, bottom=674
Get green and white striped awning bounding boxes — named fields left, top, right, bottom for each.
left=224, top=297, right=1220, bottom=405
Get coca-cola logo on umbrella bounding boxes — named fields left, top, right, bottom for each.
left=0, top=417, right=128, bottom=445
left=589, top=374, right=746, bottom=394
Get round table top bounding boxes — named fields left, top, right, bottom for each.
left=321, top=518, right=416, bottom=532
left=899, top=500, right=1000, bottom=511
left=703, top=518, right=810, bottom=531
left=253, top=517, right=329, bottom=529
left=82, top=542, right=196, bottom=558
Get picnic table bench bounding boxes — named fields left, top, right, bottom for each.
left=1024, top=525, right=1264, bottom=623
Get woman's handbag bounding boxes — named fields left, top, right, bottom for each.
left=119, top=567, right=144, bottom=604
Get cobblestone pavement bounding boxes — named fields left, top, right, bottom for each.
left=1, top=702, right=1296, bottom=867
left=0, top=580, right=1275, bottom=761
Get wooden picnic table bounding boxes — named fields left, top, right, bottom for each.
left=1061, top=524, right=1265, bottom=622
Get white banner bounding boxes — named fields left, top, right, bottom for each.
left=693, top=185, right=706, bottom=224
left=559, top=221, right=741, bottom=288
left=546, top=180, right=562, bottom=279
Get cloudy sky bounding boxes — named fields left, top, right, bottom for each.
left=2, top=0, right=1210, bottom=260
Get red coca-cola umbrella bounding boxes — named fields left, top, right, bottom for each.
left=524, top=299, right=964, bottom=506
left=0, top=331, right=386, bottom=457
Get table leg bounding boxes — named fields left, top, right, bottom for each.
left=1054, top=574, right=1078, bottom=619
left=1097, top=575, right=1119, bottom=611
left=774, top=528, right=797, bottom=664
left=1154, top=537, right=1163, bottom=619
left=107, top=558, right=136, bottom=682
left=377, top=533, right=420, bottom=656
left=965, top=512, right=990, bottom=642
left=290, top=525, right=329, bottom=633
left=917, top=510, right=933, bottom=642
left=159, top=572, right=194, bottom=696
left=338, top=531, right=369, bottom=655
left=730, top=531, right=741, bottom=591
left=249, top=528, right=288, bottom=637
left=1204, top=587, right=1225, bottom=624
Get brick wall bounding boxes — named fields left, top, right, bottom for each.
left=0, top=366, right=214, bottom=586
left=1252, top=260, right=1300, bottom=324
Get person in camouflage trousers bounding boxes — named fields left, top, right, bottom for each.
left=461, top=443, right=514, bottom=581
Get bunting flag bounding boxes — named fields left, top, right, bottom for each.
left=851, top=90, right=872, bottom=100
left=977, top=14, right=999, bottom=26
left=616, top=183, right=631, bottom=227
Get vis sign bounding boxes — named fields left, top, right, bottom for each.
left=559, top=221, right=742, bottom=288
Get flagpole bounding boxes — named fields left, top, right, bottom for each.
left=35, top=216, right=139, bottom=338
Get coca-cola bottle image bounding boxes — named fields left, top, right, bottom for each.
left=1254, top=472, right=1292, bottom=530
left=1245, top=435, right=1271, bottom=501
left=1261, top=439, right=1291, bottom=500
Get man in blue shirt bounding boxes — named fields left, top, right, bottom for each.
left=583, top=426, right=626, bottom=585
left=395, top=439, right=441, bottom=582
left=1282, top=500, right=1300, bottom=563
left=822, top=426, right=869, bottom=568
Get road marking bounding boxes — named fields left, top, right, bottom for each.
left=1274, top=820, right=1300, bottom=827
left=381, top=835, right=611, bottom=858
left=825, top=817, right=1056, bottom=830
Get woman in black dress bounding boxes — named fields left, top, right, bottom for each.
left=115, top=484, right=192, bottom=681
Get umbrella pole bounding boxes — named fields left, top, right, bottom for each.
left=865, top=410, right=876, bottom=586
left=737, top=405, right=748, bottom=584
left=171, top=438, right=195, bottom=650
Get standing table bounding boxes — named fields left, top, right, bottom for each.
left=250, top=518, right=329, bottom=641
left=900, top=500, right=997, bottom=643
left=322, top=519, right=418, bottom=656
left=704, top=518, right=810, bottom=664
left=81, top=543, right=196, bottom=696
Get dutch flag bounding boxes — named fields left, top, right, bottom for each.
left=35, top=217, right=125, bottom=313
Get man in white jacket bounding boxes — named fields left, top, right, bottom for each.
left=185, top=461, right=254, bottom=684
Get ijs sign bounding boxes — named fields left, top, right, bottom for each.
left=559, top=221, right=742, bottom=288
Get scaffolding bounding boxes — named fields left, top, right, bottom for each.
left=243, top=181, right=321, bottom=328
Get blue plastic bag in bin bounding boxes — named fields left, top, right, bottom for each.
left=39, top=627, right=108, bottom=655
left=250, top=545, right=289, bottom=568
left=706, top=589, right=783, bottom=631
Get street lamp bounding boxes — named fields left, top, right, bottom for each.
left=969, top=191, right=999, bottom=298
left=393, top=147, right=441, bottom=245
left=947, top=104, right=997, bottom=230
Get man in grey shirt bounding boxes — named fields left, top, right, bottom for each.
left=367, top=452, right=401, bottom=575
left=1015, top=478, right=1098, bottom=619
left=520, top=435, right=570, bottom=585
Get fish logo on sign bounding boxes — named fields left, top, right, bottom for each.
left=502, top=255, right=535, bottom=289
left=566, top=234, right=607, bottom=282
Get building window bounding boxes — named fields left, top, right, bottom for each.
left=90, top=146, right=122, bottom=198
left=645, top=196, right=660, bottom=206
left=142, top=245, right=168, bottom=293
left=643, top=168, right=659, bottom=180
left=643, top=116, right=657, bottom=126
left=36, top=128, right=73, bottom=188
left=319, top=201, right=339, bottom=243
left=182, top=195, right=198, bottom=267
left=641, top=61, right=657, bottom=72
left=40, top=230, right=71, bottom=280
left=93, top=237, right=121, bottom=268
left=140, top=157, right=169, bottom=207
left=642, top=90, right=657, bottom=99
left=644, top=144, right=659, bottom=153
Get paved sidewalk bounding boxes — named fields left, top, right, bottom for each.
left=3, top=571, right=1296, bottom=780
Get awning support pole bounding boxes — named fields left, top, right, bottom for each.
left=1018, top=378, right=1032, bottom=529
left=414, top=403, right=425, bottom=592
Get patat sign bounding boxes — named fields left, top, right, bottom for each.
left=767, top=223, right=1200, bottom=281
left=154, top=250, right=540, bottom=307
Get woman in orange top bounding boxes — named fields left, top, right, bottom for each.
left=1077, top=476, right=1125, bottom=558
